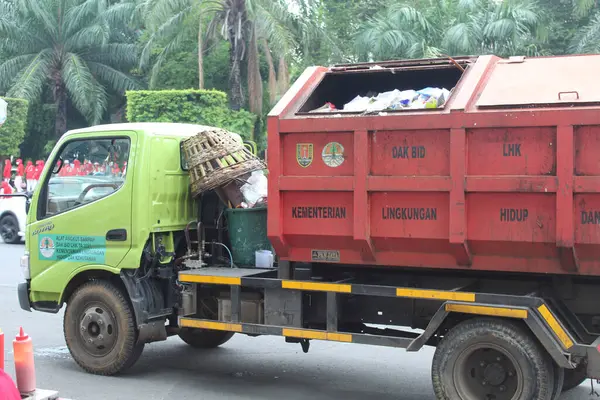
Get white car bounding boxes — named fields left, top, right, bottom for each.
left=0, top=193, right=28, bottom=244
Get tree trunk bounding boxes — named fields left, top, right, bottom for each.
left=198, top=15, right=204, bottom=89
left=227, top=0, right=246, bottom=111
left=54, top=83, right=67, bottom=139
left=247, top=26, right=262, bottom=115
left=277, top=56, right=290, bottom=98
left=229, top=47, right=244, bottom=111
left=262, top=39, right=277, bottom=105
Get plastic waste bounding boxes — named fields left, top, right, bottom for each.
left=255, top=250, right=274, bottom=268
left=309, top=102, right=337, bottom=113
left=343, top=95, right=371, bottom=112
left=240, top=170, right=268, bottom=208
left=389, top=90, right=419, bottom=110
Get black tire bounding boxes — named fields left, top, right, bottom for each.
left=562, top=361, right=587, bottom=392
left=0, top=214, right=20, bottom=244
left=432, top=318, right=554, bottom=400
left=63, top=281, right=144, bottom=375
left=551, top=362, right=565, bottom=400
left=178, top=328, right=234, bottom=348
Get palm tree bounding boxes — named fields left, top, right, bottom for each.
left=569, top=1, right=600, bottom=54
left=356, top=0, right=543, bottom=61
left=0, top=0, right=141, bottom=137
left=141, top=0, right=329, bottom=114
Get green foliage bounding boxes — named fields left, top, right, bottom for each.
left=20, top=102, right=56, bottom=160
left=152, top=41, right=231, bottom=93
left=0, top=0, right=142, bottom=137
left=355, top=0, right=546, bottom=61
left=0, top=97, right=28, bottom=157
left=126, top=89, right=257, bottom=140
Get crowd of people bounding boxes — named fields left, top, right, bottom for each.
left=1, top=159, right=44, bottom=195
left=0, top=158, right=127, bottom=195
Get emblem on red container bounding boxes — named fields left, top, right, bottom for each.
left=322, top=142, right=345, bottom=167
left=296, top=143, right=314, bottom=168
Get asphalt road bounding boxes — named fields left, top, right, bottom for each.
left=0, top=242, right=594, bottom=399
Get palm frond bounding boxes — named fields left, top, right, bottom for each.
left=21, top=0, right=58, bottom=39
left=63, top=0, right=106, bottom=36
left=87, top=61, right=141, bottom=92
left=0, top=54, right=37, bottom=91
left=570, top=12, right=600, bottom=53
left=573, top=0, right=596, bottom=17
left=139, top=7, right=195, bottom=69
left=64, top=23, right=111, bottom=51
left=6, top=49, right=52, bottom=100
left=62, top=52, right=101, bottom=123
left=85, top=43, right=139, bottom=68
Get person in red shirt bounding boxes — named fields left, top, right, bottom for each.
left=111, top=162, right=121, bottom=176
left=0, top=369, right=21, bottom=400
left=25, top=161, right=34, bottom=192
left=31, top=160, right=43, bottom=190
left=84, top=160, right=93, bottom=175
left=1, top=181, right=13, bottom=194
left=14, top=159, right=24, bottom=192
left=73, top=159, right=82, bottom=176
left=3, top=159, right=11, bottom=182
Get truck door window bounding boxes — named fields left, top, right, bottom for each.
left=41, top=138, right=130, bottom=217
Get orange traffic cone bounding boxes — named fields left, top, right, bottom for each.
left=13, top=327, right=35, bottom=395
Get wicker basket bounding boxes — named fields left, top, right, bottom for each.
left=182, top=128, right=265, bottom=198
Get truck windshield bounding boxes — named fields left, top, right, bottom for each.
left=41, top=137, right=130, bottom=217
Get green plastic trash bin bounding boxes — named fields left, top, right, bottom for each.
left=225, top=206, right=271, bottom=266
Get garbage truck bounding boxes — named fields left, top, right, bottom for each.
left=17, top=54, right=600, bottom=399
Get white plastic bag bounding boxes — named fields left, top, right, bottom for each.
left=240, top=170, right=268, bottom=208
left=0, top=98, right=7, bottom=127
left=366, top=89, right=402, bottom=112
left=343, top=95, right=371, bottom=112
left=389, top=90, right=418, bottom=110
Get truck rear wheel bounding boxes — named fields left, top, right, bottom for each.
left=562, top=361, right=587, bottom=392
left=178, top=328, right=234, bottom=348
left=432, top=318, right=554, bottom=400
left=63, top=281, right=144, bottom=375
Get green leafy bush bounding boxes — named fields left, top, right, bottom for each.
left=126, top=89, right=257, bottom=140
left=0, top=97, right=29, bottom=157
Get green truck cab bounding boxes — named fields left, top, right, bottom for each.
left=18, top=123, right=220, bottom=374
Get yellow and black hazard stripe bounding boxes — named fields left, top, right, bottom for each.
left=178, top=271, right=577, bottom=363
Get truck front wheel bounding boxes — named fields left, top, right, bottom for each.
left=178, top=328, right=234, bottom=348
left=432, top=318, right=554, bottom=400
left=63, top=281, right=144, bottom=375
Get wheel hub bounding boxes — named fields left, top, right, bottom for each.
left=483, top=362, right=507, bottom=386
left=79, top=305, right=117, bottom=356
left=455, top=345, right=523, bottom=400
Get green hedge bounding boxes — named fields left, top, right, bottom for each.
left=126, top=89, right=257, bottom=140
left=0, top=97, right=29, bottom=158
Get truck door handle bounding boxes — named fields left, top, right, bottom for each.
left=106, top=229, right=127, bottom=242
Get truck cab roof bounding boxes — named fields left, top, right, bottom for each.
left=65, top=122, right=218, bottom=139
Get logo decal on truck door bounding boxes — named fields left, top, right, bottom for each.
left=39, top=236, right=55, bottom=258
left=322, top=142, right=345, bottom=167
left=38, top=234, right=106, bottom=263
left=296, top=143, right=314, bottom=167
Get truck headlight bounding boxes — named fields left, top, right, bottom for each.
left=20, top=251, right=30, bottom=280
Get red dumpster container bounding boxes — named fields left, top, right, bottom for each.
left=267, top=55, right=600, bottom=276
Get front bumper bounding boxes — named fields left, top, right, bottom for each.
left=18, top=282, right=31, bottom=312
